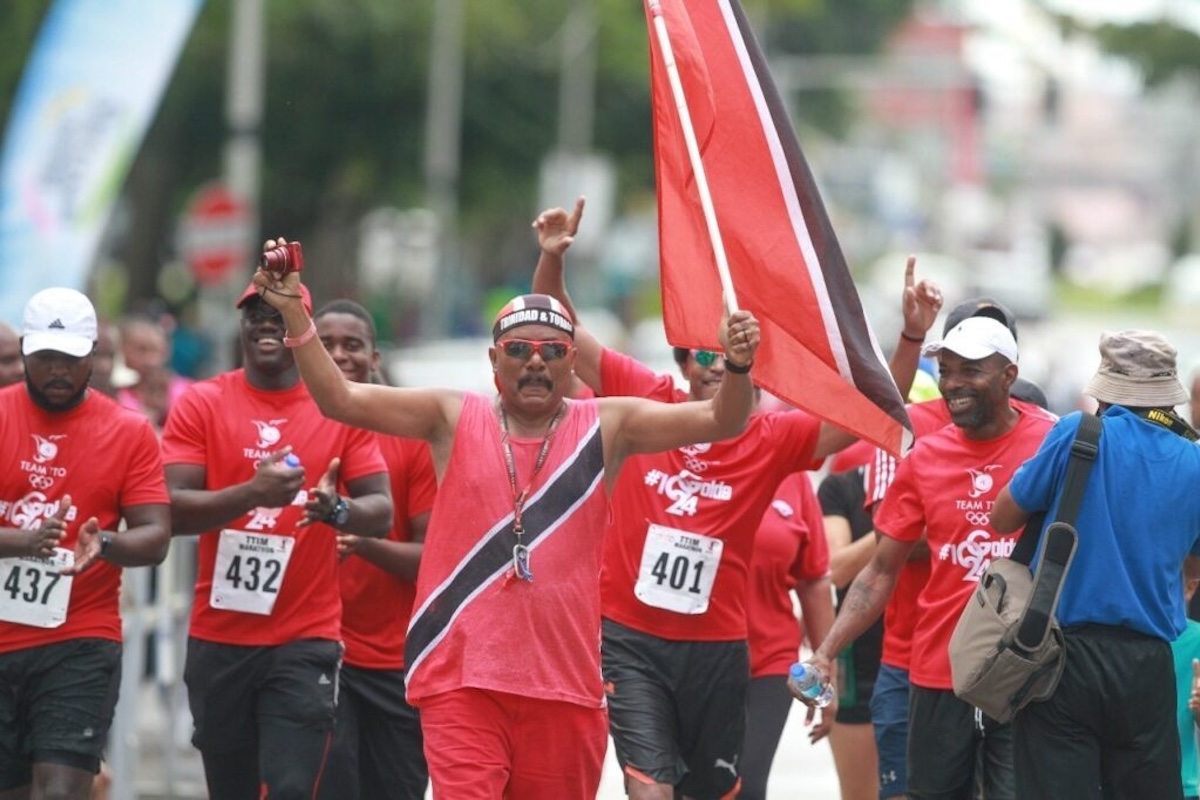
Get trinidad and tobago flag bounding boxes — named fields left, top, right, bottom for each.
left=644, top=0, right=913, bottom=456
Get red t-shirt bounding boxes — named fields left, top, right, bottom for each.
left=874, top=407, right=1055, bottom=689
left=340, top=434, right=436, bottom=670
left=0, top=386, right=167, bottom=652
left=405, top=395, right=608, bottom=708
left=160, top=370, right=387, bottom=647
left=747, top=472, right=829, bottom=677
left=598, top=349, right=822, bottom=641
left=867, top=400, right=950, bottom=669
left=868, top=398, right=1049, bottom=669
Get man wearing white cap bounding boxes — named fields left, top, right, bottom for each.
left=800, top=316, right=1057, bottom=800
left=993, top=330, right=1200, bottom=799
left=0, top=288, right=170, bottom=799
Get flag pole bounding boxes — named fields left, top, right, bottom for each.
left=648, top=0, right=739, bottom=314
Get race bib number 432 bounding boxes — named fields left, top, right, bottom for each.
left=211, top=530, right=294, bottom=616
left=634, top=524, right=723, bottom=615
left=0, top=548, right=74, bottom=628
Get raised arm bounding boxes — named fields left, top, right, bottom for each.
left=252, top=242, right=462, bottom=449
left=601, top=310, right=758, bottom=482
left=531, top=198, right=604, bottom=391
left=812, top=255, right=942, bottom=459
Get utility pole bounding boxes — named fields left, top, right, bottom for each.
left=423, top=0, right=465, bottom=339
left=557, top=0, right=596, bottom=154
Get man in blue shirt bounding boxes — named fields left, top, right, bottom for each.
left=993, top=329, right=1200, bottom=800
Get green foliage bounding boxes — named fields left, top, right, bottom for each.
left=1092, top=20, right=1200, bottom=87
left=0, top=0, right=913, bottom=321
left=0, top=1, right=52, bottom=135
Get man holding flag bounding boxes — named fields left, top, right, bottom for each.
left=531, top=202, right=940, bottom=799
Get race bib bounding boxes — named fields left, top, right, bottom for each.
left=0, top=548, right=74, bottom=628
left=634, top=524, right=723, bottom=615
left=211, top=530, right=294, bottom=616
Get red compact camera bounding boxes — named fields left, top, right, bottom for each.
left=259, top=242, right=304, bottom=276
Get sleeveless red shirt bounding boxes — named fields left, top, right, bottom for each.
left=405, top=394, right=608, bottom=709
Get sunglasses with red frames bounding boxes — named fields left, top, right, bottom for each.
left=500, top=339, right=572, bottom=362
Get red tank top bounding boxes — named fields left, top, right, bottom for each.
left=405, top=394, right=608, bottom=708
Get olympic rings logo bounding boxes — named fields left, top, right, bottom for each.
left=963, top=510, right=990, bottom=526
left=28, top=474, right=55, bottom=491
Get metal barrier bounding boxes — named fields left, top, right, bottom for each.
left=108, top=537, right=204, bottom=800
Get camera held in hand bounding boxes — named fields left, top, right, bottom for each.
left=259, top=242, right=304, bottom=277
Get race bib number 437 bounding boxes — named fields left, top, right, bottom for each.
left=211, top=530, right=294, bottom=616
left=0, top=548, right=74, bottom=628
left=635, top=524, right=723, bottom=615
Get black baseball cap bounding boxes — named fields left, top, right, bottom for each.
left=1010, top=377, right=1049, bottom=410
left=943, top=298, right=1018, bottom=342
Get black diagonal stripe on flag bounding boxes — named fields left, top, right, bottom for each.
left=727, top=3, right=909, bottom=438
left=646, top=0, right=913, bottom=456
left=405, top=424, right=604, bottom=676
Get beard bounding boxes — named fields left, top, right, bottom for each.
left=947, top=391, right=993, bottom=432
left=26, top=371, right=90, bottom=412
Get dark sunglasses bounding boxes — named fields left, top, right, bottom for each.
left=693, top=350, right=719, bottom=368
left=501, top=339, right=571, bottom=362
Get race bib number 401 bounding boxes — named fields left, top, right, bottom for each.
left=211, top=530, right=294, bottom=616
left=634, top=524, right=723, bottom=615
left=0, top=548, right=74, bottom=628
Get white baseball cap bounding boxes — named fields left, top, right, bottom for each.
left=21, top=288, right=98, bottom=358
left=922, top=316, right=1018, bottom=364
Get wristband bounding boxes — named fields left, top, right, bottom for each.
left=724, top=358, right=752, bottom=374
left=283, top=320, right=318, bottom=348
left=99, top=532, right=113, bottom=560
left=900, top=331, right=924, bottom=344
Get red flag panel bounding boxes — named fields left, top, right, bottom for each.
left=646, top=0, right=913, bottom=455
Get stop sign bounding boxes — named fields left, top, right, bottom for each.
left=178, top=183, right=253, bottom=285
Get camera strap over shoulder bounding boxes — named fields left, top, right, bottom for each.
left=1011, top=413, right=1102, bottom=655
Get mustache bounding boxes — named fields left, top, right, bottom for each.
left=518, top=375, right=553, bottom=390
left=41, top=379, right=74, bottom=392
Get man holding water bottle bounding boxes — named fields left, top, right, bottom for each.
left=161, top=280, right=393, bottom=800
left=796, top=317, right=1055, bottom=799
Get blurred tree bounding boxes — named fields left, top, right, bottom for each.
left=0, top=3, right=50, bottom=122
left=1084, top=19, right=1200, bottom=88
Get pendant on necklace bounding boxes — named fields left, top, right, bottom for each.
left=512, top=543, right=534, bottom=582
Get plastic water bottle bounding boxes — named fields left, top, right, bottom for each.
left=788, top=662, right=834, bottom=708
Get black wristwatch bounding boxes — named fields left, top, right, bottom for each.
left=99, top=532, right=113, bottom=560
left=325, top=496, right=350, bottom=527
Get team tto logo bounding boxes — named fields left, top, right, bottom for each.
left=251, top=419, right=288, bottom=450
left=30, top=434, right=67, bottom=464
left=965, top=465, right=1003, bottom=499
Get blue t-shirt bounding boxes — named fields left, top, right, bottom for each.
left=1008, top=408, right=1200, bottom=640
left=1172, top=619, right=1200, bottom=797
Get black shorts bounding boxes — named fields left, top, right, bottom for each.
left=318, top=664, right=426, bottom=800
left=602, top=618, right=748, bottom=800
left=0, top=638, right=121, bottom=790
left=907, top=684, right=1014, bottom=800
left=184, top=637, right=341, bottom=754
